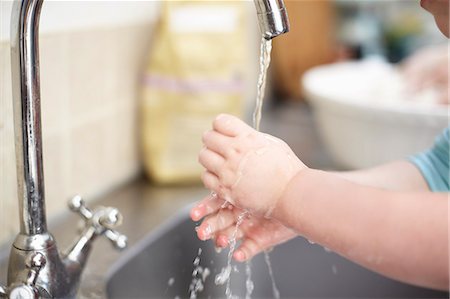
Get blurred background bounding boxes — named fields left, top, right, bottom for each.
left=0, top=0, right=448, bottom=246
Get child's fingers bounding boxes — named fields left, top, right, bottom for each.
left=215, top=225, right=245, bottom=248
left=201, top=171, right=220, bottom=192
left=190, top=194, right=225, bottom=222
left=212, top=114, right=253, bottom=137
left=202, top=130, right=233, bottom=157
left=233, top=238, right=263, bottom=262
left=195, top=208, right=239, bottom=241
left=198, top=148, right=225, bottom=175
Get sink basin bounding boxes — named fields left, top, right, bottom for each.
left=106, top=206, right=447, bottom=298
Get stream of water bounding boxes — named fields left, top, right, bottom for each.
left=214, top=37, right=279, bottom=299
left=190, top=37, right=278, bottom=299
left=252, top=37, right=280, bottom=299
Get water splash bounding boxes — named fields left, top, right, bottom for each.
left=215, top=212, right=248, bottom=299
left=189, top=248, right=210, bottom=299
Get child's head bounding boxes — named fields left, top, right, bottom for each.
left=421, top=0, right=449, bottom=37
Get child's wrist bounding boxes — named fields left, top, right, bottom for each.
left=272, top=167, right=315, bottom=223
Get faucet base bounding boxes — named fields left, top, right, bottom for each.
left=7, top=233, right=77, bottom=298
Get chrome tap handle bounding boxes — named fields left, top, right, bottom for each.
left=68, top=195, right=93, bottom=220
left=68, top=196, right=127, bottom=250
left=0, top=285, right=7, bottom=297
left=94, top=207, right=127, bottom=250
left=8, top=252, right=46, bottom=299
left=98, top=207, right=122, bottom=229
left=104, top=229, right=128, bottom=250
left=98, top=207, right=127, bottom=250
left=25, top=252, right=46, bottom=286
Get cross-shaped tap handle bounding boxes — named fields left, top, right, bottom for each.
left=0, top=286, right=7, bottom=297
left=68, top=195, right=127, bottom=250
left=68, top=195, right=93, bottom=220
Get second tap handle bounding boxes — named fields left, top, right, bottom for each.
left=98, top=208, right=122, bottom=229
left=69, top=195, right=93, bottom=220
left=104, top=229, right=127, bottom=250
left=0, top=286, right=6, bottom=297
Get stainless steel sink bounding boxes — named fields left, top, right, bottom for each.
left=106, top=206, right=448, bottom=299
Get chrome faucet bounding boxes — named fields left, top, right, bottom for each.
left=254, top=0, right=290, bottom=40
left=0, top=0, right=288, bottom=298
left=1, top=0, right=127, bottom=298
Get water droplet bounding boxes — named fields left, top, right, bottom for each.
left=202, top=268, right=210, bottom=282
left=193, top=257, right=200, bottom=267
left=168, top=277, right=175, bottom=286
left=332, top=265, right=338, bottom=275
left=215, top=266, right=231, bottom=285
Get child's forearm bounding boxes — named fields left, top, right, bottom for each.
left=275, top=169, right=448, bottom=290
left=331, top=160, right=429, bottom=192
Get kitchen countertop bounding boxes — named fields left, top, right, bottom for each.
left=0, top=102, right=336, bottom=298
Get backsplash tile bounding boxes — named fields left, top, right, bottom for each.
left=68, top=29, right=118, bottom=121
left=0, top=145, right=19, bottom=240
left=40, top=33, right=70, bottom=136
left=43, top=133, right=69, bottom=216
left=0, top=23, right=153, bottom=245
left=0, top=43, right=13, bottom=148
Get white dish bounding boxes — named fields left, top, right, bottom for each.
left=302, top=59, right=449, bottom=169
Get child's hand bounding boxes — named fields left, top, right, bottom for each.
left=198, top=114, right=306, bottom=216
left=190, top=194, right=297, bottom=261
left=401, top=44, right=449, bottom=104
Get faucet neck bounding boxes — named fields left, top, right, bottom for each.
left=10, top=0, right=47, bottom=235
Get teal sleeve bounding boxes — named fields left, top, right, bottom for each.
left=409, top=127, right=449, bottom=192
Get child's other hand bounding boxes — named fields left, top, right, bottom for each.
left=401, top=44, right=449, bottom=105
left=199, top=114, right=306, bottom=216
left=190, top=194, right=297, bottom=262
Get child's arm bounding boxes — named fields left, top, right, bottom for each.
left=332, top=160, right=430, bottom=191
left=276, top=169, right=448, bottom=291
left=195, top=114, right=448, bottom=291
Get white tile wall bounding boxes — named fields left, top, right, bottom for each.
left=0, top=23, right=153, bottom=245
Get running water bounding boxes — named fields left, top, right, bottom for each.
left=245, top=260, right=254, bottom=299
left=253, top=37, right=281, bottom=299
left=264, top=251, right=280, bottom=299
left=192, top=37, right=278, bottom=299
left=215, top=37, right=278, bottom=299
left=215, top=211, right=248, bottom=299
left=253, top=38, right=272, bottom=132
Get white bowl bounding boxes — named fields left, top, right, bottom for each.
left=302, top=59, right=449, bottom=169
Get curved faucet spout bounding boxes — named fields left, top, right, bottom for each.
left=10, top=0, right=47, bottom=236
